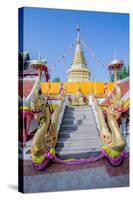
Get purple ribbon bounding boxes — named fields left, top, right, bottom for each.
left=101, top=149, right=128, bottom=166
left=52, top=153, right=104, bottom=165
left=33, top=152, right=54, bottom=170
left=33, top=149, right=128, bottom=170
left=33, top=158, right=50, bottom=170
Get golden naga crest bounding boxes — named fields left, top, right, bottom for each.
left=93, top=83, right=125, bottom=153
left=109, top=84, right=124, bottom=112
left=31, top=89, right=47, bottom=121
left=30, top=86, right=63, bottom=160
left=106, top=85, right=125, bottom=151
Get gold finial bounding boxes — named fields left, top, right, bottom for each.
left=76, top=23, right=80, bottom=43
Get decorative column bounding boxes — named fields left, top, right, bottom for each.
left=108, top=52, right=124, bottom=82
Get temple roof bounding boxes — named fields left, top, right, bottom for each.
left=19, top=80, right=35, bottom=98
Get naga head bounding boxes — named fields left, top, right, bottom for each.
left=110, top=85, right=123, bottom=110
left=31, top=89, right=47, bottom=121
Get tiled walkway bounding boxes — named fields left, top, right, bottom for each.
left=20, top=155, right=129, bottom=193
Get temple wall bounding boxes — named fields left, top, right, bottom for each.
left=41, top=82, right=60, bottom=94
left=41, top=82, right=114, bottom=95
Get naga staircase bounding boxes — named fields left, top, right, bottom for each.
left=55, top=105, right=102, bottom=159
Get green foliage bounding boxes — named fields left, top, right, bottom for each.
left=127, top=65, right=130, bottom=76
left=52, top=77, right=61, bottom=82
left=110, top=72, right=114, bottom=82
left=109, top=65, right=129, bottom=81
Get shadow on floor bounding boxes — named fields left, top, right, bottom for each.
left=8, top=184, right=18, bottom=191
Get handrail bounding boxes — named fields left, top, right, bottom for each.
left=48, top=99, right=54, bottom=113
left=91, top=95, right=100, bottom=132
left=57, top=97, right=67, bottom=133
left=92, top=96, right=111, bottom=146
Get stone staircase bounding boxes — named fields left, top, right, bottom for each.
left=55, top=105, right=102, bottom=159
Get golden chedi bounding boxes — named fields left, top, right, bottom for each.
left=67, top=24, right=90, bottom=82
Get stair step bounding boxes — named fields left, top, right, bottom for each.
left=58, top=134, right=100, bottom=140
left=56, top=148, right=101, bottom=152
left=64, top=108, right=91, bottom=111
left=56, top=141, right=101, bottom=148
left=62, top=117, right=95, bottom=121
left=63, top=110, right=94, bottom=114
left=58, top=135, right=100, bottom=141
left=56, top=105, right=101, bottom=159
left=62, top=119, right=92, bottom=122
left=66, top=106, right=90, bottom=109
left=59, top=126, right=98, bottom=132
left=55, top=146, right=101, bottom=151
left=61, top=122, right=97, bottom=128
left=63, top=113, right=94, bottom=116
left=62, top=117, right=96, bottom=121
left=58, top=127, right=99, bottom=135
left=62, top=116, right=94, bottom=120
left=63, top=116, right=94, bottom=120
left=57, top=138, right=101, bottom=143
left=55, top=151, right=101, bottom=159
left=64, top=111, right=93, bottom=115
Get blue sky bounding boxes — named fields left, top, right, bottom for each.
left=19, top=7, right=129, bottom=82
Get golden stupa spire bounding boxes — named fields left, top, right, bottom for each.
left=76, top=23, right=80, bottom=43
left=71, top=24, right=87, bottom=67
left=67, top=24, right=91, bottom=82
